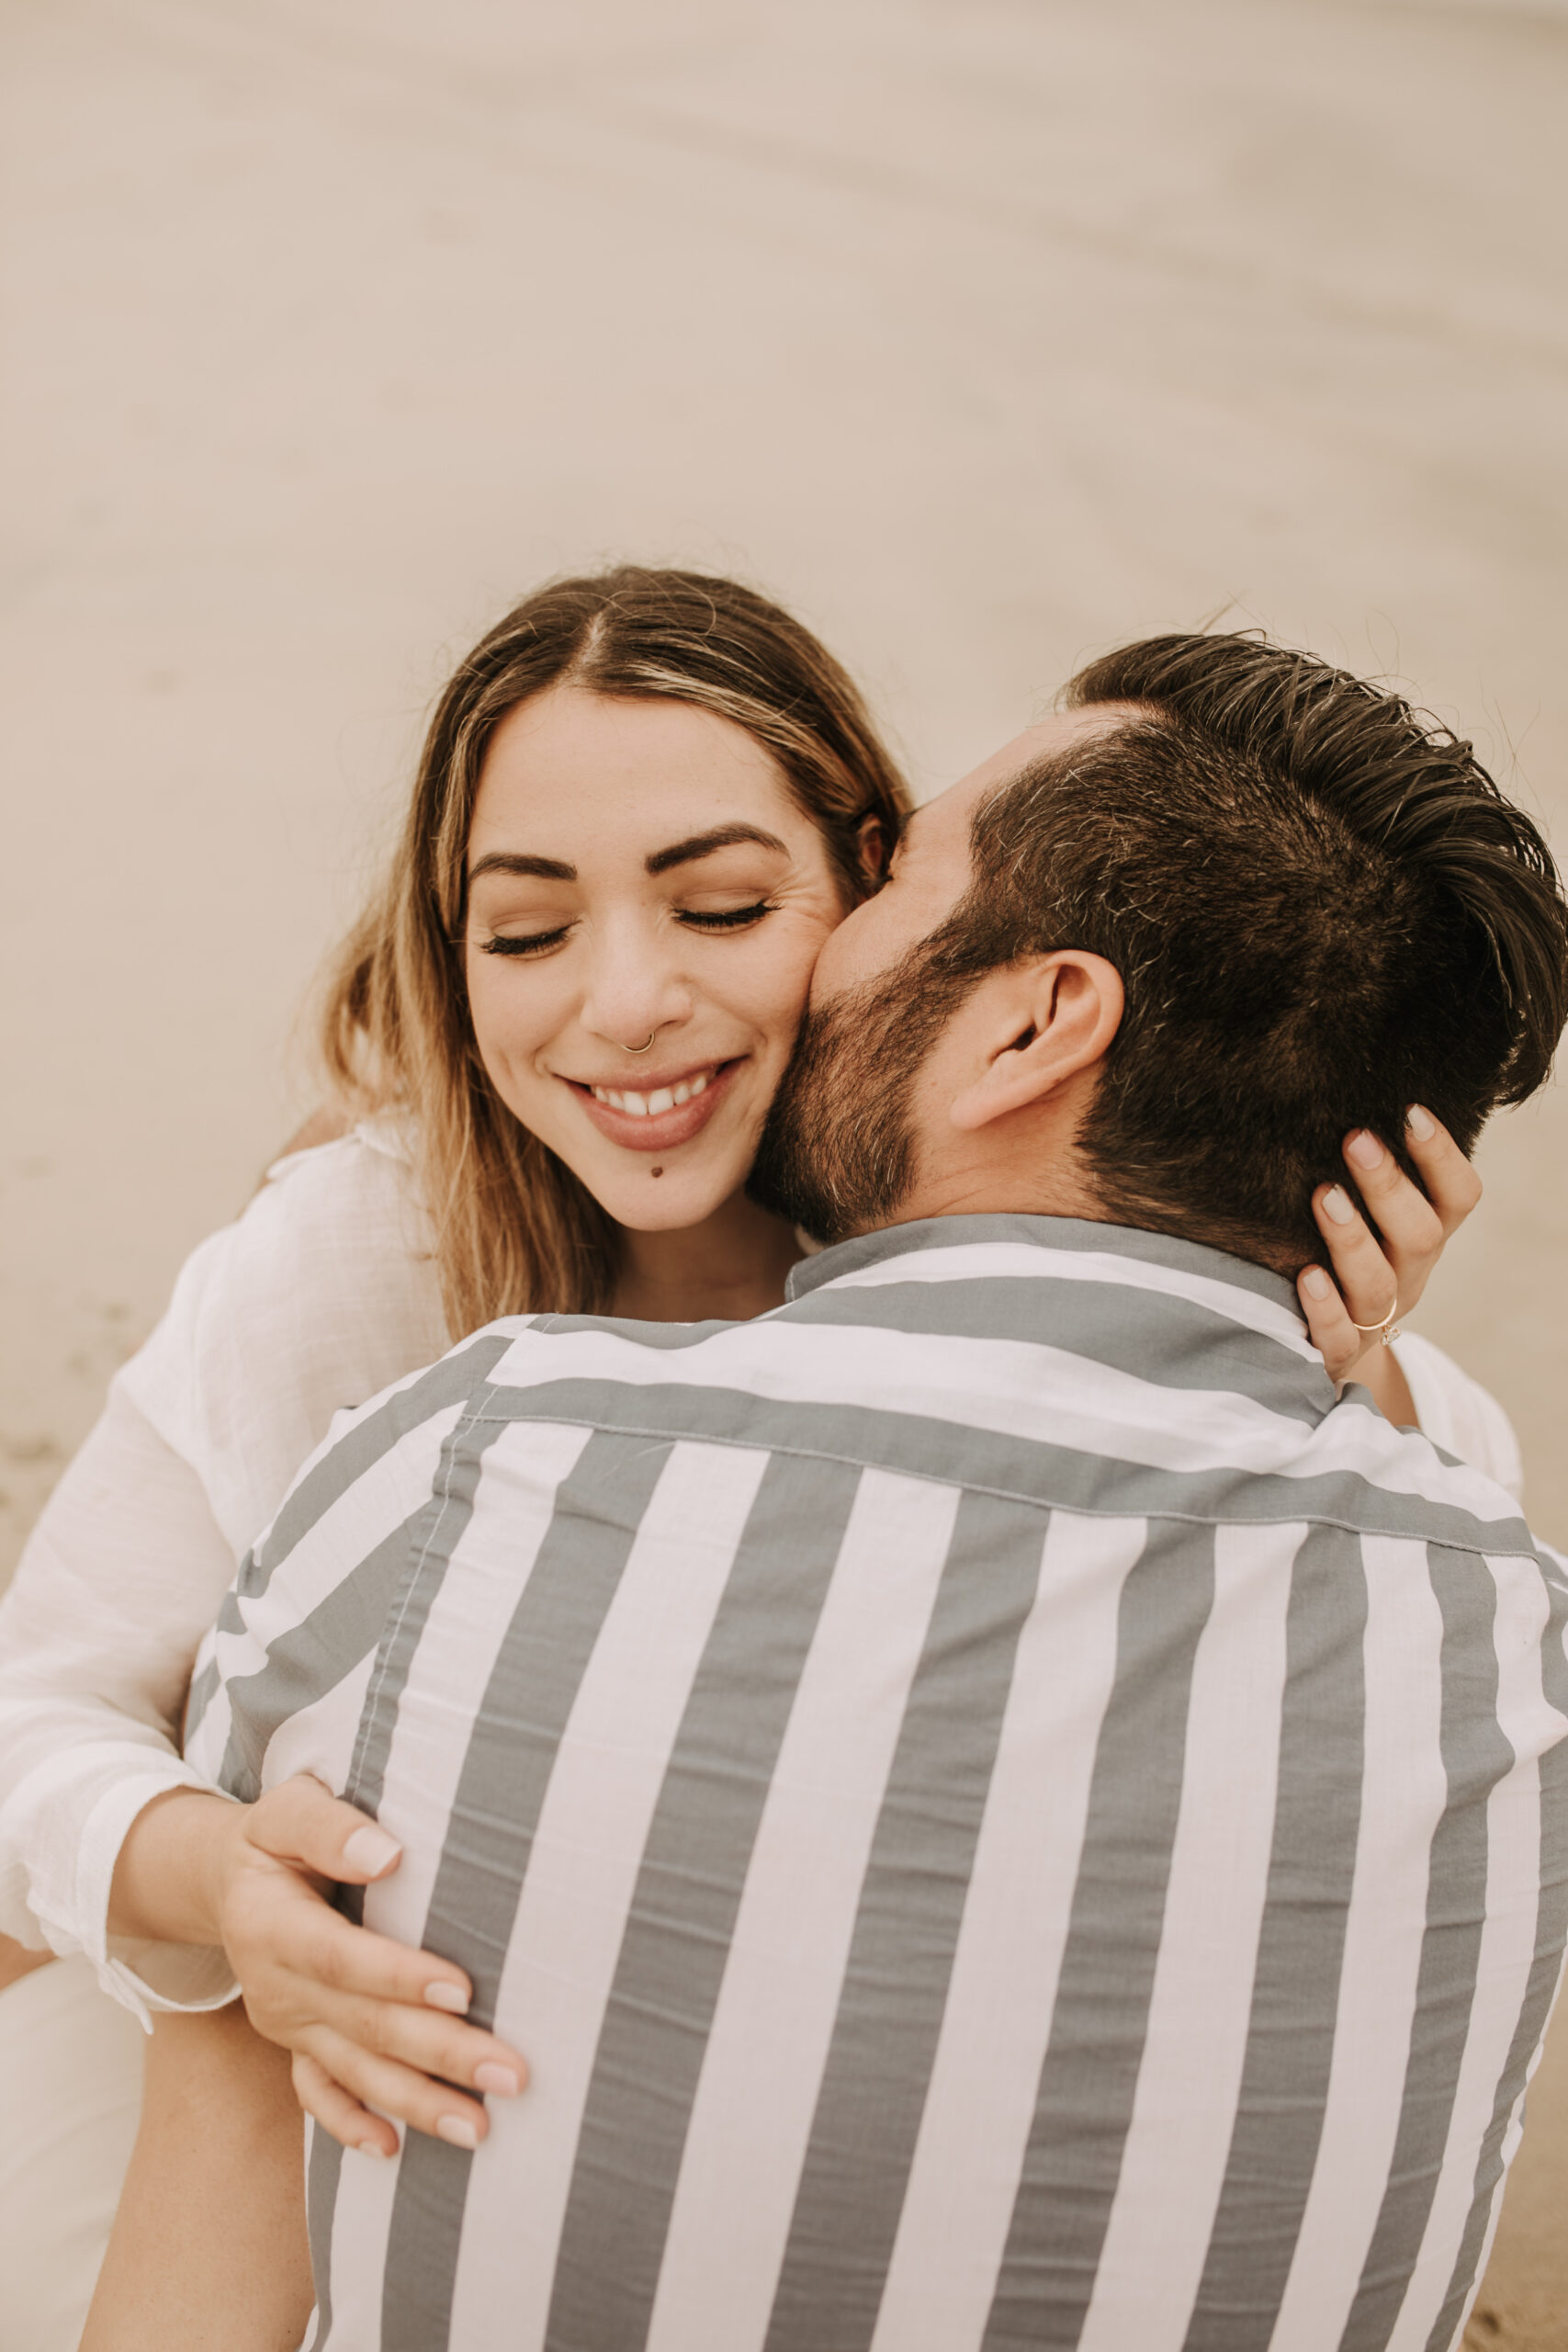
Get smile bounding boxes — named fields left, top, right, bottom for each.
left=590, top=1069, right=713, bottom=1117
left=567, top=1058, right=742, bottom=1153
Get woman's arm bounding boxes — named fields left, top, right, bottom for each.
left=0, top=1131, right=445, bottom=1980
left=0, top=1381, right=514, bottom=2145
left=110, top=1777, right=526, bottom=2155
left=0, top=1130, right=516, bottom=2147
left=0, top=1386, right=245, bottom=2005
left=79, top=2007, right=313, bottom=2352
left=1349, top=1343, right=1417, bottom=1428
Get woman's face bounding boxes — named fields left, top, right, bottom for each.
left=463, top=684, right=852, bottom=1234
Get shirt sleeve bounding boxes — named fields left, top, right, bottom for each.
left=1387, top=1331, right=1526, bottom=1504
left=0, top=1130, right=449, bottom=2025
left=186, top=1347, right=502, bottom=1835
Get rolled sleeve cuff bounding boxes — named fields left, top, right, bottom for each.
left=31, top=1763, right=242, bottom=2029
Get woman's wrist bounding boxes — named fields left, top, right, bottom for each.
left=1350, top=1339, right=1417, bottom=1429
left=107, top=1786, right=248, bottom=1950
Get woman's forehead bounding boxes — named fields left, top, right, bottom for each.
left=470, top=685, right=802, bottom=856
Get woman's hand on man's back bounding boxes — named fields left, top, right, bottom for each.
left=221, top=1774, right=528, bottom=2157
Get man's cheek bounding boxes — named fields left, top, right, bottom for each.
left=808, top=922, right=874, bottom=1007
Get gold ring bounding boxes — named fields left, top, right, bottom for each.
left=625, top=1035, right=657, bottom=1054
left=1349, top=1297, right=1400, bottom=1335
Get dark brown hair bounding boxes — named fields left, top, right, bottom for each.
left=937, top=632, right=1568, bottom=1270
left=320, top=566, right=910, bottom=1333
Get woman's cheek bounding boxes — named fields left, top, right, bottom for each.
left=743, top=912, right=841, bottom=1049
left=467, top=971, right=509, bottom=1081
left=467, top=959, right=551, bottom=1086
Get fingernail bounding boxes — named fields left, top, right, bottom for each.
left=424, top=1981, right=470, bottom=2015
left=343, top=1824, right=401, bottom=1879
left=1302, top=1267, right=1332, bottom=1300
left=474, top=2063, right=523, bottom=2098
left=1406, top=1104, right=1436, bottom=1142
left=1345, top=1131, right=1383, bottom=1171
left=436, top=2113, right=480, bottom=2152
left=1322, top=1185, right=1355, bottom=1225
left=355, top=2140, right=391, bottom=2160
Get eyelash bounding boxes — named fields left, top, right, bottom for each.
left=683, top=899, right=776, bottom=932
left=479, top=900, right=777, bottom=957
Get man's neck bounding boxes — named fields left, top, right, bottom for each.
left=886, top=1156, right=1106, bottom=1233
left=865, top=1176, right=1311, bottom=1294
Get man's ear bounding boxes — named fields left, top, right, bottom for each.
left=948, top=952, right=1123, bottom=1133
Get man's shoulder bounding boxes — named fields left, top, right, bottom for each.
left=243, top=1319, right=534, bottom=1586
left=297, top=1227, right=1550, bottom=1579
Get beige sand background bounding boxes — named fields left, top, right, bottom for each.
left=2, top=0, right=1565, bottom=2340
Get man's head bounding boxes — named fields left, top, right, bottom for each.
left=749, top=633, right=1568, bottom=1271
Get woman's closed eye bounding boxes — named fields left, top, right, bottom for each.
left=479, top=923, right=574, bottom=958
left=675, top=899, right=776, bottom=933
left=478, top=899, right=776, bottom=957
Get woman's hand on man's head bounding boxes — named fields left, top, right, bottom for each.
left=220, top=1774, right=529, bottom=2158
left=1295, top=1107, right=1482, bottom=1385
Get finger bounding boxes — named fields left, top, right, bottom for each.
left=1313, top=1181, right=1402, bottom=1331
left=243, top=1895, right=477, bottom=2024
left=1401, top=1105, right=1482, bottom=1237
left=292, top=2049, right=399, bottom=2159
left=1339, top=1131, right=1442, bottom=1290
left=1298, top=1263, right=1366, bottom=1385
left=245, top=1774, right=405, bottom=1889
left=298, top=2025, right=494, bottom=2148
left=289, top=1984, right=527, bottom=2099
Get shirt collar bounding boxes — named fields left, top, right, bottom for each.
left=786, top=1214, right=1305, bottom=1320
left=783, top=1216, right=1333, bottom=1425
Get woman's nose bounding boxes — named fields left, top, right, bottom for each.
left=580, top=920, right=694, bottom=1053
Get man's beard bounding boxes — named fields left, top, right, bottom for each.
left=748, top=937, right=975, bottom=1245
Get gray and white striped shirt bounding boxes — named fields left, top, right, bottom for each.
left=186, top=1215, right=1568, bottom=2352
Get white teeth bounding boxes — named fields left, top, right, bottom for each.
left=588, top=1068, right=714, bottom=1116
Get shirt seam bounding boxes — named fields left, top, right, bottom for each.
left=436, top=1408, right=1540, bottom=1557
left=344, top=1385, right=498, bottom=1806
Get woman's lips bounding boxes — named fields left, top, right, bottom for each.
left=568, top=1057, right=741, bottom=1153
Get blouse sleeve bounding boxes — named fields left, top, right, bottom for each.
left=0, top=1128, right=447, bottom=2023
left=0, top=1389, right=244, bottom=2018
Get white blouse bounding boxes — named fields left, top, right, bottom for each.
left=0, top=1123, right=448, bottom=2020
left=0, top=1123, right=1526, bottom=2024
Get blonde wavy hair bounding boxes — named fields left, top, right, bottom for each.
left=320, top=566, right=912, bottom=1338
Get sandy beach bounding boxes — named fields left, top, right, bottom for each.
left=3, top=0, right=1566, bottom=2338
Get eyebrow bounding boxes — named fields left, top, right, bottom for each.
left=468, top=823, right=789, bottom=889
left=645, top=822, right=789, bottom=875
left=468, top=851, right=577, bottom=884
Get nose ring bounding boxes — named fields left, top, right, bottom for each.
left=625, top=1034, right=657, bottom=1055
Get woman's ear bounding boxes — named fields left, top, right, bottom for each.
left=854, top=814, right=888, bottom=887
left=949, top=952, right=1123, bottom=1132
